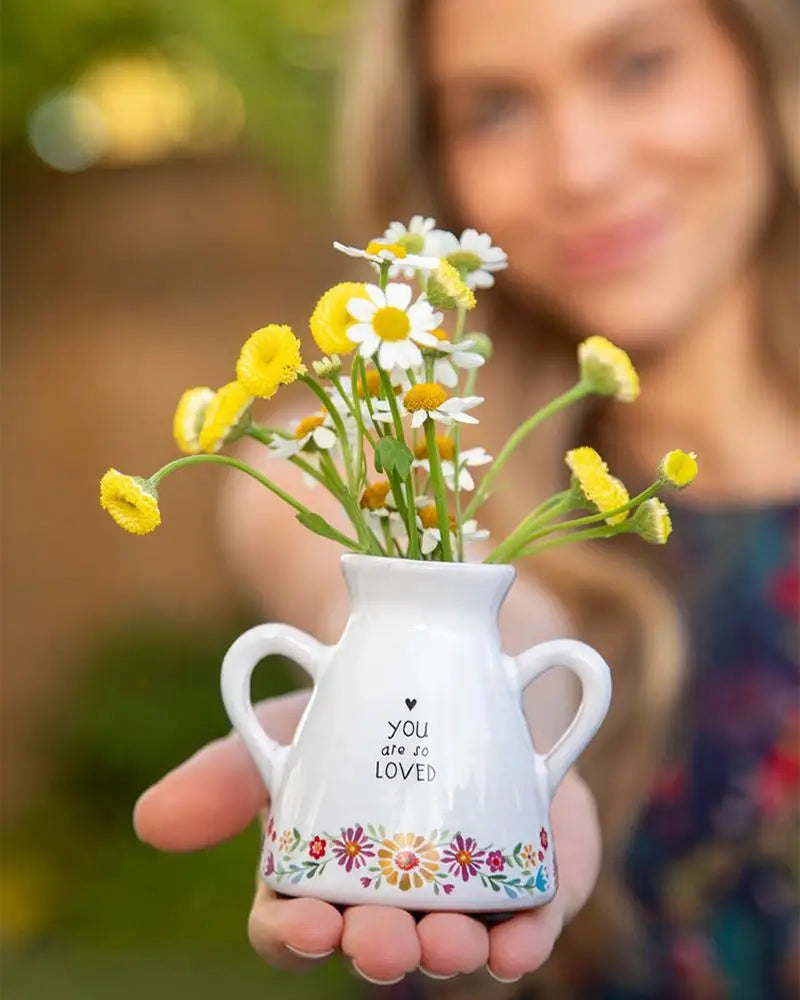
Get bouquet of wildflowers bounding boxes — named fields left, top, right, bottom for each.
left=100, top=218, right=697, bottom=561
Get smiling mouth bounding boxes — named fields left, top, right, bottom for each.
left=556, top=212, right=669, bottom=279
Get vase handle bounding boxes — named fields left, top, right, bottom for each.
left=220, top=623, right=331, bottom=795
left=514, top=638, right=612, bottom=799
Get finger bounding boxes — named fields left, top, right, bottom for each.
left=416, top=912, right=489, bottom=978
left=248, top=881, right=344, bottom=971
left=486, top=903, right=565, bottom=982
left=341, top=905, right=421, bottom=985
left=133, top=689, right=310, bottom=851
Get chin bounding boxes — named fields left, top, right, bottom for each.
left=550, top=286, right=692, bottom=355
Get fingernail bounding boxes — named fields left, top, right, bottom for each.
left=419, top=965, right=457, bottom=980
left=352, top=960, right=406, bottom=986
left=285, top=945, right=334, bottom=960
left=486, top=964, right=522, bottom=984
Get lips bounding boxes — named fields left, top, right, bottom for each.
left=556, top=211, right=669, bottom=279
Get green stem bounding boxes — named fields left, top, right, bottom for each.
left=297, top=374, right=355, bottom=490
left=149, top=454, right=360, bottom=550
left=491, top=483, right=661, bottom=563
left=424, top=418, right=454, bottom=561
left=463, top=381, right=591, bottom=520
left=521, top=523, right=634, bottom=557
left=318, top=451, right=382, bottom=555
left=377, top=365, right=422, bottom=560
left=246, top=423, right=292, bottom=443
left=330, top=373, right=377, bottom=448
left=485, top=491, right=574, bottom=564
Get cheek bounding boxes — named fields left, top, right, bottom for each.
left=442, top=139, right=542, bottom=245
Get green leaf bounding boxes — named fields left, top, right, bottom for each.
left=374, top=437, right=413, bottom=478
left=295, top=510, right=352, bottom=547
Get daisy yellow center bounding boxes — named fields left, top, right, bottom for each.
left=419, top=504, right=457, bottom=531
left=346, top=842, right=360, bottom=856
left=360, top=480, right=391, bottom=510
left=366, top=240, right=407, bottom=258
left=404, top=383, right=448, bottom=412
left=357, top=369, right=383, bottom=398
left=372, top=306, right=411, bottom=342
left=414, top=435, right=454, bottom=461
left=294, top=413, right=325, bottom=439
left=430, top=327, right=448, bottom=341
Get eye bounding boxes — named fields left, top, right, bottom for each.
left=449, top=87, right=529, bottom=136
left=611, top=48, right=673, bottom=88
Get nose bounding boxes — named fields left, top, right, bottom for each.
left=545, top=97, right=627, bottom=204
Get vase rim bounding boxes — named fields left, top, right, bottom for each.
left=341, top=552, right=515, bottom=579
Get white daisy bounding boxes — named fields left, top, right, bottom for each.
left=401, top=382, right=484, bottom=428
left=333, top=240, right=439, bottom=272
left=428, top=228, right=508, bottom=289
left=382, top=216, right=438, bottom=278
left=414, top=445, right=493, bottom=492
left=267, top=413, right=337, bottom=459
left=345, top=283, right=442, bottom=371
left=431, top=338, right=486, bottom=388
left=416, top=500, right=489, bottom=555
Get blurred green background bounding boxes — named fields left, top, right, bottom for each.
left=2, top=1, right=363, bottom=996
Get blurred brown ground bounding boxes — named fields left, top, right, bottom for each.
left=2, top=154, right=338, bottom=818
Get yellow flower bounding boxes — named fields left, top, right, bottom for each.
left=100, top=469, right=161, bottom=535
left=578, top=336, right=640, bottom=402
left=198, top=381, right=252, bottom=453
left=565, top=446, right=630, bottom=524
left=632, top=498, right=672, bottom=544
left=659, top=450, right=698, bottom=489
left=377, top=833, right=440, bottom=891
left=172, top=386, right=215, bottom=455
left=236, top=324, right=305, bottom=399
left=425, top=259, right=477, bottom=311
left=309, top=282, right=369, bottom=355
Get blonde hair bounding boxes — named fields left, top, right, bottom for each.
left=336, top=0, right=799, bottom=992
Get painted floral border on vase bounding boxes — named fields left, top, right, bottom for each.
left=262, top=818, right=555, bottom=901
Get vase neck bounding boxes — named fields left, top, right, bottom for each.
left=340, top=555, right=515, bottom=622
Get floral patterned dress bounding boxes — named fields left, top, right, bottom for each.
left=382, top=501, right=799, bottom=1000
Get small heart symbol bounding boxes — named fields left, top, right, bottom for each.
left=405, top=698, right=417, bottom=711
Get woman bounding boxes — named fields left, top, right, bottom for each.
left=134, top=0, right=799, bottom=996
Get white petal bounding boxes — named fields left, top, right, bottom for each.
left=471, top=270, right=495, bottom=289
left=358, top=334, right=380, bottom=358
left=458, top=469, right=476, bottom=491
left=345, top=322, right=372, bottom=343
left=451, top=412, right=479, bottom=424
left=364, top=284, right=386, bottom=307
left=431, top=410, right=454, bottom=425
left=333, top=241, right=365, bottom=258
left=385, top=282, right=413, bottom=311
left=394, top=339, right=423, bottom=370
left=452, top=351, right=485, bottom=370
left=347, top=298, right=376, bottom=322
left=313, top=426, right=337, bottom=449
left=411, top=410, right=427, bottom=429
left=421, top=530, right=440, bottom=554
left=433, top=358, right=458, bottom=388
left=462, top=447, right=493, bottom=466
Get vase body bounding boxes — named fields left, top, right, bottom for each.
left=221, top=554, right=611, bottom=912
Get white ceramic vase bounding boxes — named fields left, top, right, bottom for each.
left=221, top=554, right=611, bottom=912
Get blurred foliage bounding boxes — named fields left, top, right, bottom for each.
left=1, top=617, right=357, bottom=998
left=2, top=0, right=353, bottom=181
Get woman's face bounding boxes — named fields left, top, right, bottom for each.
left=425, top=0, right=774, bottom=348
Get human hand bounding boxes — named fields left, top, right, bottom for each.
left=134, top=690, right=602, bottom=985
